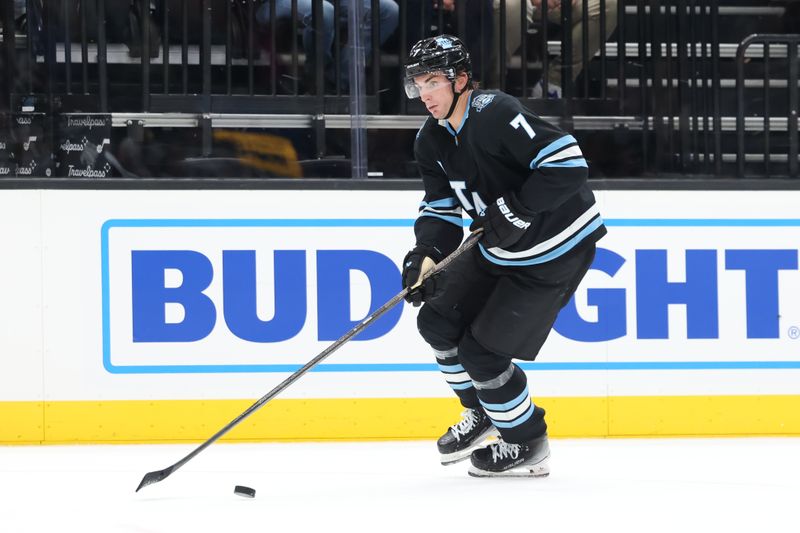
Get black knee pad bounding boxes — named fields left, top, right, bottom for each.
left=457, top=329, right=513, bottom=382
left=416, top=304, right=464, bottom=351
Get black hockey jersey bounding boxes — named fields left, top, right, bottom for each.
left=413, top=89, right=606, bottom=266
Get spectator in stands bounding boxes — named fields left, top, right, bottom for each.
left=0, top=1, right=26, bottom=32
left=492, top=0, right=617, bottom=97
left=492, top=0, right=534, bottom=68
left=14, top=0, right=25, bottom=18
left=404, top=0, right=493, bottom=82
left=531, top=0, right=618, bottom=97
left=256, top=0, right=399, bottom=91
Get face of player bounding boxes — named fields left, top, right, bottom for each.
left=412, top=73, right=455, bottom=120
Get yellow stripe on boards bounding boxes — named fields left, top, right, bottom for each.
left=0, top=402, right=44, bottom=442
left=2, top=396, right=800, bottom=444
left=609, top=395, right=800, bottom=436
left=42, top=398, right=465, bottom=443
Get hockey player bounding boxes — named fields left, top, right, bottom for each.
left=401, top=35, right=606, bottom=477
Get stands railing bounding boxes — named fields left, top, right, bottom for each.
left=1, top=0, right=798, bottom=179
left=737, top=33, right=799, bottom=178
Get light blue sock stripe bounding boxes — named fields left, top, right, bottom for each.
left=419, top=212, right=464, bottom=227
left=490, top=402, right=535, bottom=429
left=479, top=386, right=529, bottom=411
left=530, top=135, right=577, bottom=168
left=438, top=363, right=465, bottom=373
left=450, top=381, right=474, bottom=390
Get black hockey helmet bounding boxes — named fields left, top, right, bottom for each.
left=403, top=35, right=472, bottom=99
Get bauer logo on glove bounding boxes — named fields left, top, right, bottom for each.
left=470, top=194, right=535, bottom=250
left=496, top=197, right=531, bottom=229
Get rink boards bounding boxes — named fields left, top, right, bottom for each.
left=2, top=188, right=800, bottom=443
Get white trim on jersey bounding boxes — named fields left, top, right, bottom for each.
left=487, top=203, right=600, bottom=260
left=538, top=144, right=584, bottom=166
left=421, top=206, right=462, bottom=216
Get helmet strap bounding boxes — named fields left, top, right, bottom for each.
left=443, top=81, right=462, bottom=120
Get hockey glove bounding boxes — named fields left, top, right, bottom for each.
left=470, top=194, right=534, bottom=249
left=402, top=246, right=441, bottom=307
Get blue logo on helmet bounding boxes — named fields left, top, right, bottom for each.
left=435, top=37, right=453, bottom=49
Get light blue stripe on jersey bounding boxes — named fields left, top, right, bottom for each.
left=479, top=387, right=529, bottom=411
left=530, top=135, right=578, bottom=168
left=419, top=212, right=464, bottom=226
left=490, top=403, right=535, bottom=428
left=438, top=363, right=466, bottom=374
left=480, top=216, right=603, bottom=266
left=539, top=158, right=588, bottom=168
left=450, top=381, right=474, bottom=390
left=421, top=197, right=458, bottom=209
left=445, top=92, right=474, bottom=137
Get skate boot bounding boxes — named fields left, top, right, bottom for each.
left=468, top=433, right=550, bottom=478
left=437, top=408, right=499, bottom=465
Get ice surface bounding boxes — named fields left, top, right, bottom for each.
left=1, top=438, right=798, bottom=533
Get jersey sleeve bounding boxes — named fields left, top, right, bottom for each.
left=412, top=128, right=464, bottom=259
left=488, top=95, right=589, bottom=214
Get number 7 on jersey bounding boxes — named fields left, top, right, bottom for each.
left=510, top=113, right=536, bottom=139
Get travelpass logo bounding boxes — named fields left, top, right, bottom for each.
left=101, top=218, right=800, bottom=374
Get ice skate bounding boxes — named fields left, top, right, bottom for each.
left=468, top=433, right=550, bottom=478
left=437, top=408, right=499, bottom=465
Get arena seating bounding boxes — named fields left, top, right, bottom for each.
left=0, top=0, right=797, bottom=178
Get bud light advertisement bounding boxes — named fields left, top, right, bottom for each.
left=101, top=216, right=800, bottom=374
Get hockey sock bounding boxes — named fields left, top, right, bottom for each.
left=473, top=363, right=546, bottom=443
left=434, top=347, right=479, bottom=408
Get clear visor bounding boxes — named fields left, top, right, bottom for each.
left=403, top=73, right=451, bottom=99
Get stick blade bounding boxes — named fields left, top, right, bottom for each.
left=136, top=466, right=174, bottom=492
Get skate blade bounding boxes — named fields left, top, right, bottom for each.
left=440, top=427, right=500, bottom=466
left=467, top=458, right=550, bottom=478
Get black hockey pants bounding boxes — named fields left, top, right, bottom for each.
left=418, top=243, right=596, bottom=443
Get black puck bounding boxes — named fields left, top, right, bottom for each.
left=234, top=485, right=256, bottom=498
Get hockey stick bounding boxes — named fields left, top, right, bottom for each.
left=135, top=229, right=483, bottom=492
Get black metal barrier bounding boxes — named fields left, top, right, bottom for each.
left=0, top=0, right=797, bottom=179
left=737, top=34, right=799, bottom=178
